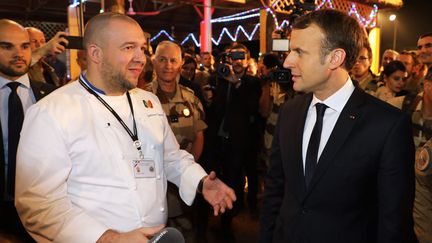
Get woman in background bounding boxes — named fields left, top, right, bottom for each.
left=375, top=60, right=408, bottom=102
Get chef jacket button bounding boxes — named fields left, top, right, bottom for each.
left=156, top=175, right=161, bottom=179
left=151, top=145, right=155, bottom=149
left=141, top=217, right=145, bottom=222
left=160, top=207, right=165, bottom=212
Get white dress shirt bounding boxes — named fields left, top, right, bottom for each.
left=302, top=78, right=355, bottom=172
left=15, top=81, right=207, bottom=243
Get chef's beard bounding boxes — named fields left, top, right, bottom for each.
left=101, top=60, right=136, bottom=93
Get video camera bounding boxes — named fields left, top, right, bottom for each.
left=215, top=51, right=245, bottom=77
left=269, top=68, right=292, bottom=84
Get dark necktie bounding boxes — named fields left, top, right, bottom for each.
left=305, top=103, right=327, bottom=188
left=7, top=82, right=24, bottom=197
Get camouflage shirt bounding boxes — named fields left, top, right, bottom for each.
left=388, top=92, right=432, bottom=148
left=414, top=139, right=432, bottom=243
left=146, top=80, right=207, bottom=152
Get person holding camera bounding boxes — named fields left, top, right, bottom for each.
left=25, top=27, right=66, bottom=87
left=258, top=53, right=297, bottom=171
left=205, top=42, right=263, bottom=239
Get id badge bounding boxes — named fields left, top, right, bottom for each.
left=133, top=159, right=156, bottom=178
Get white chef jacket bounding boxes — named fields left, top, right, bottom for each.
left=15, top=81, right=207, bottom=243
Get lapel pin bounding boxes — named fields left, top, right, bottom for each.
left=143, top=100, right=148, bottom=108
left=349, top=115, right=355, bottom=119
left=40, top=90, right=45, bottom=95
left=147, top=100, right=153, bottom=108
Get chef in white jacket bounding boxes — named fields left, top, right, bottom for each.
left=15, top=13, right=236, bottom=243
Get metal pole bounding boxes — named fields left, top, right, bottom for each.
left=392, top=20, right=397, bottom=50
left=201, top=0, right=212, bottom=52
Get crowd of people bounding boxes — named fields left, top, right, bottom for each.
left=0, top=7, right=431, bottom=243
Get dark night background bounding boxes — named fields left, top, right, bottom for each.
left=378, top=0, right=432, bottom=54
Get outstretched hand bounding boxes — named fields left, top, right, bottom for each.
left=202, top=171, right=236, bottom=216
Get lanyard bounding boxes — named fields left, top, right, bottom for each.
left=79, top=75, right=144, bottom=159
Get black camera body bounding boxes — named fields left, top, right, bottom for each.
left=269, top=68, right=292, bottom=84
left=216, top=51, right=245, bottom=77
left=60, top=35, right=84, bottom=50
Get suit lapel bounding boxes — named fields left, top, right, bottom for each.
left=291, top=94, right=313, bottom=201
left=30, top=79, right=50, bottom=101
left=302, top=87, right=366, bottom=199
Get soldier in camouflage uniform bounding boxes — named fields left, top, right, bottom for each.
left=388, top=68, right=432, bottom=242
left=148, top=40, right=207, bottom=242
left=413, top=139, right=432, bottom=243
left=146, top=80, right=207, bottom=153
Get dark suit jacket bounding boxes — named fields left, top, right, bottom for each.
left=0, top=79, right=56, bottom=198
left=260, top=86, right=415, bottom=243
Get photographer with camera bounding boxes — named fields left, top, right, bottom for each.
left=258, top=53, right=297, bottom=171
left=205, top=42, right=263, bottom=239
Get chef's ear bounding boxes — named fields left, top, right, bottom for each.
left=87, top=44, right=103, bottom=64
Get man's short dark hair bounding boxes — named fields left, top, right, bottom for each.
left=262, top=53, right=280, bottom=69
left=399, top=50, right=420, bottom=66
left=292, top=9, right=366, bottom=71
left=382, top=60, right=406, bottom=78
left=183, top=55, right=197, bottom=68
left=419, top=32, right=432, bottom=40
left=364, top=40, right=372, bottom=59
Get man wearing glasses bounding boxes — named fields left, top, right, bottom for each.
left=350, top=41, right=378, bottom=93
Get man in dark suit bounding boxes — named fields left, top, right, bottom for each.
left=260, top=9, right=415, bottom=243
left=0, top=19, right=55, bottom=241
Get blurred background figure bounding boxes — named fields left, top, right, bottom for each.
left=397, top=50, right=422, bottom=93
left=417, top=33, right=432, bottom=69
left=181, top=55, right=197, bottom=81
left=246, top=58, right=258, bottom=76
left=76, top=49, right=88, bottom=72
left=380, top=49, right=399, bottom=73
left=374, top=60, right=407, bottom=102
left=137, top=54, right=153, bottom=89
left=180, top=55, right=206, bottom=106
left=26, top=27, right=65, bottom=86
left=258, top=52, right=296, bottom=172
left=350, top=41, right=378, bottom=93
left=200, top=52, right=214, bottom=74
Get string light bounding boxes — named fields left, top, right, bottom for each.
left=211, top=12, right=260, bottom=23
left=150, top=30, right=175, bottom=42
left=211, top=8, right=260, bottom=23
left=316, top=0, right=334, bottom=10
left=348, top=3, right=378, bottom=28
left=280, top=20, right=289, bottom=29
left=212, top=23, right=260, bottom=45
left=150, top=0, right=378, bottom=46
left=181, top=33, right=201, bottom=47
